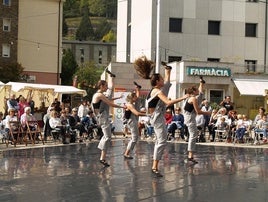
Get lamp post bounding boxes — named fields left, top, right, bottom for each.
left=155, top=0, right=161, bottom=73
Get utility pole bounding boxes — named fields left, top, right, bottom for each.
left=155, top=0, right=161, bottom=73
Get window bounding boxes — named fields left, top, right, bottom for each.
left=208, top=21, right=220, bottom=35
left=2, top=44, right=10, bottom=57
left=169, top=18, right=182, bottom=33
left=245, top=23, right=257, bottom=37
left=168, top=56, right=182, bottom=63
left=27, top=75, right=36, bottom=83
left=99, top=50, right=102, bottom=64
left=3, top=0, right=11, bottom=6
left=209, top=90, right=224, bottom=104
left=207, top=58, right=220, bottom=62
left=245, top=60, right=256, bottom=72
left=3, top=18, right=11, bottom=32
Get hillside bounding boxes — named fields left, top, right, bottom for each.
left=64, top=17, right=117, bottom=40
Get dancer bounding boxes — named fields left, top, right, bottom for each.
left=123, top=82, right=146, bottom=159
left=134, top=56, right=189, bottom=177
left=91, top=69, right=126, bottom=167
left=184, top=77, right=211, bottom=163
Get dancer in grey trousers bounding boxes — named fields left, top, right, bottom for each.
left=123, top=82, right=146, bottom=159
left=91, top=69, right=126, bottom=167
left=184, top=77, right=211, bottom=163
left=134, top=57, right=188, bottom=177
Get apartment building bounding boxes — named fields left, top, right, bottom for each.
left=0, top=0, right=64, bottom=84
left=62, top=40, right=116, bottom=67
left=117, top=0, right=267, bottom=67
left=115, top=0, right=268, bottom=118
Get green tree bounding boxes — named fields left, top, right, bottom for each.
left=88, top=0, right=106, bottom=17
left=94, top=18, right=112, bottom=41
left=75, top=5, right=94, bottom=41
left=61, top=49, right=78, bottom=85
left=0, top=62, right=25, bottom=83
left=102, top=30, right=116, bottom=42
left=106, top=0, right=117, bottom=18
left=75, top=61, right=102, bottom=100
left=63, top=0, right=80, bottom=17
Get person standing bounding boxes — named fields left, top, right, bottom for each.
left=184, top=77, right=211, bottom=164
left=134, top=56, right=189, bottom=177
left=219, top=95, right=234, bottom=114
left=91, top=69, right=126, bottom=167
left=201, top=99, right=212, bottom=135
left=123, top=82, right=146, bottom=159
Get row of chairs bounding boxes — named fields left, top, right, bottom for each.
left=4, top=121, right=44, bottom=147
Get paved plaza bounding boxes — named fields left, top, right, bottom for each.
left=0, top=138, right=268, bottom=202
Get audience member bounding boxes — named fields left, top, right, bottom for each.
left=219, top=95, right=234, bottom=114
left=167, top=107, right=185, bottom=140
left=78, top=99, right=90, bottom=120
left=7, top=94, right=19, bottom=111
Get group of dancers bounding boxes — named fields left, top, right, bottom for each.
left=91, top=56, right=211, bottom=177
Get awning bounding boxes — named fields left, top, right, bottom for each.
left=4, top=82, right=87, bottom=96
left=232, top=78, right=268, bottom=96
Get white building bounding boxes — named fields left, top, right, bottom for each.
left=115, top=0, right=268, bottom=119
left=117, top=0, right=267, bottom=69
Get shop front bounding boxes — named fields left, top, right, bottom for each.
left=169, top=61, right=268, bottom=119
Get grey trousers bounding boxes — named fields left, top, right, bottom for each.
left=97, top=113, right=112, bottom=151
left=126, top=119, right=139, bottom=152
left=151, top=113, right=167, bottom=160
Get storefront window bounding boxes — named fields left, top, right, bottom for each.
left=209, top=90, right=223, bottom=106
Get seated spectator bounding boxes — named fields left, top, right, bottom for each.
left=208, top=109, right=218, bottom=142
left=20, top=107, right=37, bottom=131
left=6, top=94, right=19, bottom=111
left=49, top=110, right=67, bottom=144
left=68, top=107, right=87, bottom=142
left=196, top=114, right=206, bottom=142
left=235, top=114, right=251, bottom=143
left=18, top=96, right=29, bottom=118
left=167, top=107, right=185, bottom=140
left=82, top=110, right=102, bottom=140
left=165, top=108, right=173, bottom=126
left=4, top=108, right=19, bottom=140
left=0, top=112, right=6, bottom=140
left=138, top=115, right=154, bottom=139
left=78, top=100, right=90, bottom=120
left=254, top=114, right=268, bottom=143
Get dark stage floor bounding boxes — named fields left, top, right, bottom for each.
left=0, top=139, right=268, bottom=202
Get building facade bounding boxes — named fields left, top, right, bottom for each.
left=62, top=40, right=116, bottom=67
left=117, top=0, right=268, bottom=69
left=116, top=0, right=268, bottom=118
left=0, top=0, right=64, bottom=84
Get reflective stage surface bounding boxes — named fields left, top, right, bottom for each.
left=0, top=140, right=268, bottom=202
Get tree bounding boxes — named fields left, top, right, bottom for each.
left=75, top=61, right=102, bottom=100
left=102, top=30, right=116, bottom=42
left=63, top=0, right=80, bottom=18
left=61, top=49, right=78, bottom=85
left=94, top=18, right=112, bottom=41
left=88, top=0, right=106, bottom=17
left=0, top=62, right=25, bottom=83
left=75, top=5, right=94, bottom=41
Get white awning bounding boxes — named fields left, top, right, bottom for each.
left=4, top=82, right=87, bottom=96
left=232, top=78, right=268, bottom=96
